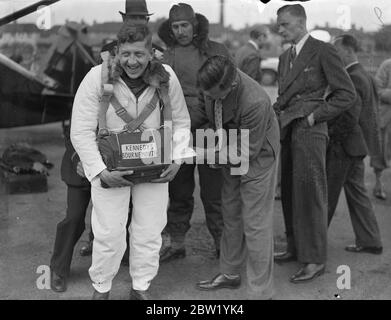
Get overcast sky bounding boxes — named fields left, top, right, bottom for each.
left=1, top=0, right=390, bottom=31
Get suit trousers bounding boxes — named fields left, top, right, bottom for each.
left=219, top=157, right=278, bottom=300
left=50, top=185, right=91, bottom=277
left=327, top=143, right=382, bottom=247
left=281, top=121, right=328, bottom=264
left=370, top=125, right=391, bottom=171
left=166, top=164, right=223, bottom=247
left=89, top=179, right=168, bottom=293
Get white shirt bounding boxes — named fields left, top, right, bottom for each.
left=248, top=39, right=259, bottom=51
left=293, top=33, right=310, bottom=57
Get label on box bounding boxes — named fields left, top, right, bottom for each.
left=121, top=142, right=157, bottom=159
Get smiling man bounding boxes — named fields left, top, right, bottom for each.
left=70, top=23, right=191, bottom=300
left=49, top=1, right=158, bottom=295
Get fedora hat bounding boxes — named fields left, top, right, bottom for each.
left=119, top=0, right=153, bottom=17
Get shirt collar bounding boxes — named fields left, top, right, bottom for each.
left=248, top=39, right=259, bottom=51
left=293, top=33, right=310, bottom=56
left=345, top=61, right=359, bottom=70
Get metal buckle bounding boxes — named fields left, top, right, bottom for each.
left=98, top=128, right=110, bottom=137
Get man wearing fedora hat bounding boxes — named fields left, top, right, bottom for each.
left=100, top=0, right=164, bottom=56
left=158, top=3, right=230, bottom=263
left=119, top=0, right=153, bottom=23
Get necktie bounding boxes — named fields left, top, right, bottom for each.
left=290, top=44, right=296, bottom=68
left=214, top=99, right=223, bottom=151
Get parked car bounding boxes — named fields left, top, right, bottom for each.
left=260, top=57, right=279, bottom=86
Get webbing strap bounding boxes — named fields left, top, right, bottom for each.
left=110, top=95, right=134, bottom=124
left=124, top=91, right=159, bottom=133
left=98, top=89, right=160, bottom=135
left=98, top=52, right=112, bottom=136
left=98, top=52, right=170, bottom=136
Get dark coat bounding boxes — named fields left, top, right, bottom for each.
left=353, top=64, right=382, bottom=157
left=274, top=36, right=356, bottom=138
left=328, top=63, right=382, bottom=157
left=60, top=125, right=90, bottom=187
left=158, top=13, right=230, bottom=124
left=192, top=70, right=280, bottom=172
left=235, top=42, right=262, bottom=83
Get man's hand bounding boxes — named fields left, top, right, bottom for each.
left=153, top=49, right=164, bottom=61
left=150, top=163, right=181, bottom=183
left=307, top=113, right=315, bottom=127
left=76, top=161, right=86, bottom=178
left=98, top=169, right=134, bottom=188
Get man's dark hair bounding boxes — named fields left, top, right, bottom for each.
left=250, top=29, right=261, bottom=40
left=277, top=4, right=307, bottom=19
left=334, top=34, right=360, bottom=53
left=197, top=55, right=237, bottom=91
left=249, top=26, right=269, bottom=40
left=116, top=23, right=152, bottom=49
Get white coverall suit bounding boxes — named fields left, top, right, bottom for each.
left=71, top=63, right=191, bottom=293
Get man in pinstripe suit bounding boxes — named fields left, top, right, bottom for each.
left=273, top=4, right=356, bottom=283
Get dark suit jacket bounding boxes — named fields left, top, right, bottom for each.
left=193, top=70, right=280, bottom=175
left=274, top=36, right=356, bottom=137
left=353, top=64, right=382, bottom=157
left=328, top=63, right=382, bottom=157
left=60, top=125, right=90, bottom=187
left=235, top=42, right=262, bottom=83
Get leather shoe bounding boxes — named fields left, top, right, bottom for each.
left=160, top=246, right=186, bottom=263
left=50, top=270, right=67, bottom=293
left=345, top=245, right=383, bottom=255
left=121, top=247, right=130, bottom=266
left=274, top=251, right=297, bottom=263
left=129, top=288, right=152, bottom=300
left=290, top=264, right=325, bottom=283
left=121, top=255, right=129, bottom=266
left=197, top=273, right=241, bottom=291
left=92, top=289, right=110, bottom=300
left=79, top=242, right=93, bottom=256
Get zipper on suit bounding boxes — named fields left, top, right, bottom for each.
left=136, top=97, right=139, bottom=117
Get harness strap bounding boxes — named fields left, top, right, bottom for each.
left=98, top=52, right=112, bottom=136
left=98, top=55, right=173, bottom=136
left=110, top=95, right=134, bottom=124
left=124, top=91, right=159, bottom=133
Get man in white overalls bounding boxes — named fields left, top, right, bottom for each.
left=71, top=23, right=191, bottom=300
